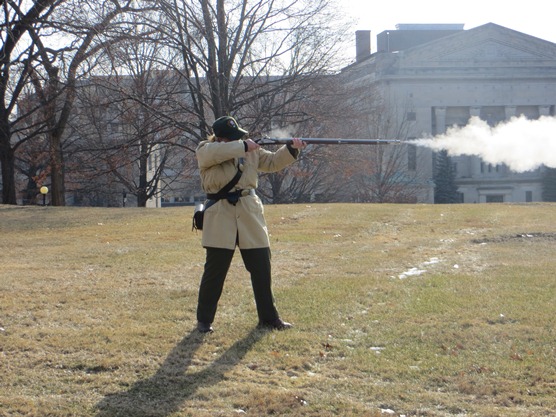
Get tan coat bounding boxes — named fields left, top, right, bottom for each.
left=196, top=139, right=297, bottom=249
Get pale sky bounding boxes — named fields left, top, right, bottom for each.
left=340, top=0, right=556, bottom=56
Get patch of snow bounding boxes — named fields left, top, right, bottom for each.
left=398, top=257, right=443, bottom=279
left=399, top=268, right=427, bottom=279
left=422, top=257, right=440, bottom=265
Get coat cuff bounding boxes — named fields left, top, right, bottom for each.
left=286, top=144, right=299, bottom=159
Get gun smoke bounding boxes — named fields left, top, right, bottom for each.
left=267, top=127, right=296, bottom=139
left=414, top=116, right=556, bottom=172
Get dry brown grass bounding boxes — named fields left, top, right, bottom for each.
left=1, top=203, right=555, bottom=416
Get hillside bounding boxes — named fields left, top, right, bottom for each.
left=1, top=203, right=555, bottom=416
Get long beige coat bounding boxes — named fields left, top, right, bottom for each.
left=196, top=139, right=297, bottom=249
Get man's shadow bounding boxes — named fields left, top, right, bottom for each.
left=95, top=327, right=263, bottom=416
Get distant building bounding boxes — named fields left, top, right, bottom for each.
left=344, top=23, right=556, bottom=203
left=18, top=23, right=555, bottom=206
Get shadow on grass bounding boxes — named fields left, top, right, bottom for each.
left=95, top=327, right=263, bottom=416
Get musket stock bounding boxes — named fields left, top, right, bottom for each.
left=254, top=137, right=402, bottom=145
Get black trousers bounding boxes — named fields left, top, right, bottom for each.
left=196, top=247, right=279, bottom=324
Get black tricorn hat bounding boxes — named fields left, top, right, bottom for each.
left=212, top=116, right=248, bottom=140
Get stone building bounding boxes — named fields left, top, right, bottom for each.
left=343, top=23, right=556, bottom=203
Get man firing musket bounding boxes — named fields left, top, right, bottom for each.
left=255, top=137, right=402, bottom=145
left=192, top=116, right=402, bottom=335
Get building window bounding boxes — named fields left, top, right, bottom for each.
left=445, top=106, right=470, bottom=126
left=481, top=162, right=501, bottom=174
left=407, top=111, right=416, bottom=121
left=480, top=106, right=505, bottom=126
left=525, top=191, right=533, bottom=202
left=486, top=195, right=504, bottom=203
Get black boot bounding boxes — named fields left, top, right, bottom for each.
left=197, top=321, right=214, bottom=333
left=258, top=318, right=293, bottom=331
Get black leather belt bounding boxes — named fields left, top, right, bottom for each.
left=206, top=189, right=255, bottom=205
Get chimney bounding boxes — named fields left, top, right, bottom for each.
left=355, top=30, right=371, bottom=62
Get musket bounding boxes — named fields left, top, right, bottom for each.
left=254, top=137, right=402, bottom=145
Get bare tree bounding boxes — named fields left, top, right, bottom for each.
left=7, top=1, right=396, bottom=206
left=0, top=0, right=58, bottom=205
left=255, top=74, right=362, bottom=202
left=341, top=93, right=430, bottom=203
left=153, top=0, right=351, bottom=140
left=24, top=0, right=155, bottom=205
left=69, top=49, right=187, bottom=207
left=263, top=79, right=430, bottom=204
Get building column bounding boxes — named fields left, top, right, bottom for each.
left=434, top=106, right=446, bottom=135
left=539, top=105, right=551, bottom=116
left=469, top=106, right=481, bottom=176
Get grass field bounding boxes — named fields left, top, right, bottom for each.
left=1, top=203, right=555, bottom=417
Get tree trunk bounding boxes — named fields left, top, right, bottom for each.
left=0, top=131, right=17, bottom=204
left=137, top=140, right=149, bottom=207
left=48, top=131, right=65, bottom=206
left=0, top=114, right=17, bottom=204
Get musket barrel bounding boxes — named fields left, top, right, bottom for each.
left=256, top=137, right=402, bottom=145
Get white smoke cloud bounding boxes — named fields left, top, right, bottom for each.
left=414, top=116, right=556, bottom=172
left=267, top=126, right=296, bottom=139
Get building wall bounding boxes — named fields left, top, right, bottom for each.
left=385, top=86, right=553, bottom=203
left=376, top=27, right=463, bottom=53
left=345, top=23, right=556, bottom=203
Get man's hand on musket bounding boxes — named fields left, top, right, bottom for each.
left=290, top=138, right=307, bottom=149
